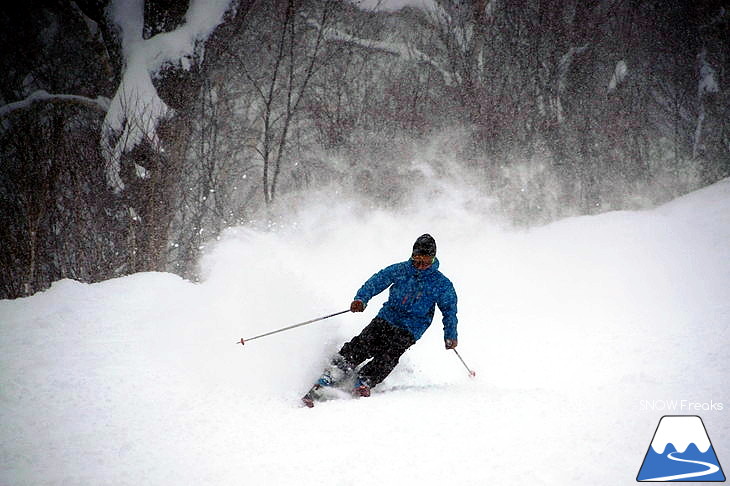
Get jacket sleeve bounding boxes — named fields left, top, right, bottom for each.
left=438, top=280, right=458, bottom=341
left=354, top=264, right=399, bottom=306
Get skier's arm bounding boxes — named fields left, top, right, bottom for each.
left=353, top=264, right=399, bottom=307
left=438, top=282, right=458, bottom=342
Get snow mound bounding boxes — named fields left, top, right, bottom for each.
left=1, top=179, right=728, bottom=485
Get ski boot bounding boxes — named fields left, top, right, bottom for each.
left=301, top=354, right=353, bottom=408
left=352, top=377, right=371, bottom=398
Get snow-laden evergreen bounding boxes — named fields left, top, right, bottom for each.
left=1, top=179, right=729, bottom=485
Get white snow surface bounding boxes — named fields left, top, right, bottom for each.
left=2, top=179, right=729, bottom=485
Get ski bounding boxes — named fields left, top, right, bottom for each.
left=300, top=381, right=358, bottom=408
left=301, top=384, right=322, bottom=408
left=300, top=360, right=366, bottom=407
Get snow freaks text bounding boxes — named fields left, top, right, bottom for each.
left=640, top=400, right=724, bottom=412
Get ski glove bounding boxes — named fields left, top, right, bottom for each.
left=350, top=300, right=365, bottom=312
left=445, top=339, right=458, bottom=349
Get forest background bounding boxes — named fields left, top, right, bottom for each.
left=1, top=0, right=728, bottom=299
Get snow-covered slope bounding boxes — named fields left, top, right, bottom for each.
left=2, top=179, right=729, bottom=485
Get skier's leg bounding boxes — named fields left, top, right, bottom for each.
left=315, top=317, right=387, bottom=387
left=304, top=320, right=394, bottom=406
left=338, top=317, right=390, bottom=368
left=356, top=324, right=415, bottom=388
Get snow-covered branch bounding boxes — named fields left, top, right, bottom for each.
left=0, top=90, right=111, bottom=118
left=554, top=44, right=588, bottom=122
left=557, top=44, right=588, bottom=94
left=608, top=60, right=628, bottom=93
left=304, top=16, right=458, bottom=86
left=697, top=48, right=719, bottom=97
left=102, top=0, right=235, bottom=192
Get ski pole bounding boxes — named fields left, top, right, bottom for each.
left=237, top=309, right=350, bottom=346
left=453, top=349, right=476, bottom=377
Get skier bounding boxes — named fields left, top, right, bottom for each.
left=302, top=234, right=458, bottom=406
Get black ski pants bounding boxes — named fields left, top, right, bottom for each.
left=339, top=317, right=416, bottom=387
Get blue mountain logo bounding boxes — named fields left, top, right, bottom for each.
left=637, top=415, right=725, bottom=482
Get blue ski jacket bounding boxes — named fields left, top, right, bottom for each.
left=353, top=258, right=458, bottom=341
